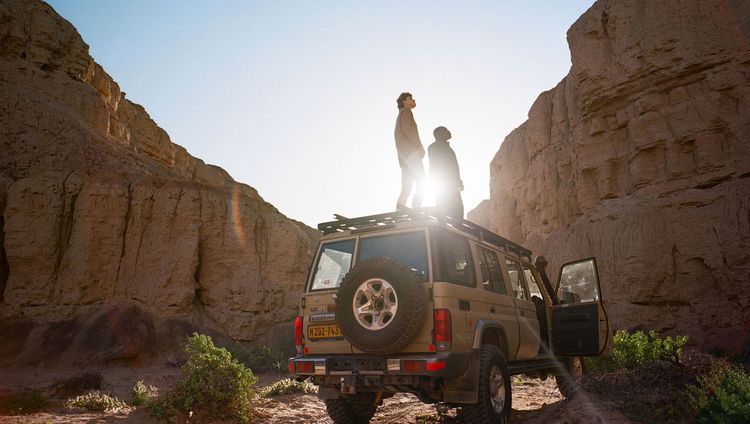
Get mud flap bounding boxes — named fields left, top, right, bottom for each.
left=442, top=349, right=480, bottom=403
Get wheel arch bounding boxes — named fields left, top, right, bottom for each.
left=472, top=320, right=509, bottom=359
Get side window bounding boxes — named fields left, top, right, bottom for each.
left=438, top=230, right=474, bottom=287
left=523, top=266, right=543, bottom=300
left=310, top=239, right=355, bottom=290
left=479, top=247, right=506, bottom=295
left=505, top=258, right=527, bottom=300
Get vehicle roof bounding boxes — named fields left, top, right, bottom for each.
left=317, top=208, right=533, bottom=260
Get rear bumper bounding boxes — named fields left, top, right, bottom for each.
left=290, top=351, right=472, bottom=378
left=289, top=351, right=479, bottom=403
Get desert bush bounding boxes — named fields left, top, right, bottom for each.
left=0, top=389, right=47, bottom=414
left=151, top=333, right=258, bottom=423
left=585, top=330, right=688, bottom=372
left=582, top=330, right=694, bottom=422
left=229, top=343, right=287, bottom=373
left=131, top=380, right=158, bottom=407
left=687, top=362, right=750, bottom=423
left=257, top=378, right=317, bottom=398
left=65, top=390, right=130, bottom=412
left=584, top=360, right=695, bottom=423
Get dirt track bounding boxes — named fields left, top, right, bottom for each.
left=0, top=366, right=632, bottom=423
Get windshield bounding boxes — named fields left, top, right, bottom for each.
left=358, top=231, right=428, bottom=281
left=309, top=239, right=355, bottom=290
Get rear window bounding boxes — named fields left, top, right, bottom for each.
left=310, top=239, right=355, bottom=290
left=358, top=231, right=428, bottom=281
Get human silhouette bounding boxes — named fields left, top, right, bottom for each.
left=428, top=126, right=464, bottom=219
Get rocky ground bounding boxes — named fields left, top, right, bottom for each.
left=0, top=366, right=632, bottom=423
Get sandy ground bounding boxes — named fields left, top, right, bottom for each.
left=0, top=366, right=632, bottom=423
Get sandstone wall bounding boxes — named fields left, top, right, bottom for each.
left=0, top=0, right=318, bottom=364
left=488, top=0, right=750, bottom=350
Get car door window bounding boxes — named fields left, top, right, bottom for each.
left=438, top=230, right=474, bottom=287
left=557, top=258, right=600, bottom=303
left=505, top=258, right=527, bottom=300
left=479, top=247, right=506, bottom=295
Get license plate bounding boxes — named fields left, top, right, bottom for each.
left=307, top=324, right=342, bottom=340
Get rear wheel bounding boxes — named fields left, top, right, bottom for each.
left=459, top=345, right=511, bottom=424
left=555, top=356, right=583, bottom=399
left=325, top=393, right=378, bottom=424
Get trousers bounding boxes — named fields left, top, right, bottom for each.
left=397, top=152, right=425, bottom=209
left=435, top=190, right=463, bottom=219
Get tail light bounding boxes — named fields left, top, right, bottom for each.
left=295, top=316, right=304, bottom=354
left=434, top=309, right=452, bottom=352
left=295, top=360, right=315, bottom=374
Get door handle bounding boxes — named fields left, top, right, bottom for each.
left=490, top=306, right=496, bottom=313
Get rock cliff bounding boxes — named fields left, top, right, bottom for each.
left=488, top=0, right=750, bottom=351
left=0, top=0, right=318, bottom=365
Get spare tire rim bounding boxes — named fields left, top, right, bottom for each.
left=489, top=365, right=506, bottom=414
left=352, top=278, right=398, bottom=331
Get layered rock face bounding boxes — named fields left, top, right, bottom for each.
left=0, top=0, right=317, bottom=365
left=488, top=0, right=750, bottom=350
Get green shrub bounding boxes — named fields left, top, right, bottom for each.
left=586, top=330, right=688, bottom=372
left=131, top=380, right=158, bottom=407
left=581, top=330, right=695, bottom=423
left=153, top=333, right=258, bottom=423
left=229, top=343, right=287, bottom=373
left=65, top=390, right=130, bottom=412
left=687, top=362, right=750, bottom=423
left=257, top=378, right=317, bottom=398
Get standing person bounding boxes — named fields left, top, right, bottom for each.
left=428, top=126, right=464, bottom=219
left=394, top=92, right=426, bottom=210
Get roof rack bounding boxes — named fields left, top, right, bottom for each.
left=317, top=208, right=533, bottom=260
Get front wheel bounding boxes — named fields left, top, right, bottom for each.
left=325, top=393, right=378, bottom=424
left=555, top=356, right=583, bottom=399
left=459, top=345, right=511, bottom=423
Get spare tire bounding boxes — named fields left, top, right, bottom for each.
left=336, top=256, right=428, bottom=355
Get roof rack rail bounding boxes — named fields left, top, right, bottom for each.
left=317, top=208, right=533, bottom=260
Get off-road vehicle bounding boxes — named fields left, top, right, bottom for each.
left=289, top=209, right=609, bottom=423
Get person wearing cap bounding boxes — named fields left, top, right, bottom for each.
left=394, top=92, right=426, bottom=210
left=428, top=126, right=464, bottom=219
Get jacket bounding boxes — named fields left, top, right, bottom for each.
left=428, top=140, right=462, bottom=191
left=394, top=107, right=423, bottom=167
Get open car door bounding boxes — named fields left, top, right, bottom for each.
left=551, top=258, right=609, bottom=356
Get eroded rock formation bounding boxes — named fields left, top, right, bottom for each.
left=0, top=0, right=318, bottom=365
left=487, top=0, right=750, bottom=350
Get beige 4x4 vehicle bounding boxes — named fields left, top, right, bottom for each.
left=289, top=210, right=609, bottom=423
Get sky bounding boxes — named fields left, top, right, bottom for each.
left=47, top=0, right=594, bottom=228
